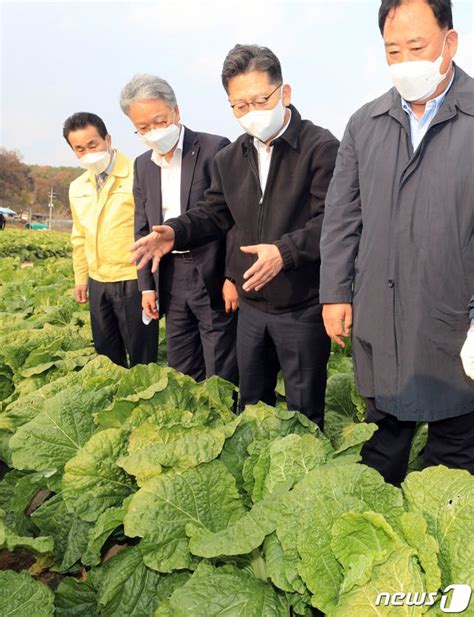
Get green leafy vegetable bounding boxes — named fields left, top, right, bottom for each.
left=0, top=570, right=54, bottom=616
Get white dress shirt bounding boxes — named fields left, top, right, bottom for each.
left=253, top=109, right=292, bottom=198
left=151, top=124, right=185, bottom=221
left=142, top=126, right=187, bottom=294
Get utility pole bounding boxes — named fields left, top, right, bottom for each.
left=48, top=187, right=54, bottom=230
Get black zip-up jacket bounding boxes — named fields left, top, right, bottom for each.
left=167, top=105, right=339, bottom=313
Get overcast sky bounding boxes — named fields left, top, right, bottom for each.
left=1, top=0, right=473, bottom=167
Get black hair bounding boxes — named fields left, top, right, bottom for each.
left=221, top=44, right=283, bottom=93
left=378, top=0, right=453, bottom=34
left=62, top=112, right=108, bottom=145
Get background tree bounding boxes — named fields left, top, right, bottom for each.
left=29, top=165, right=82, bottom=215
left=0, top=148, right=82, bottom=217
left=0, top=148, right=30, bottom=209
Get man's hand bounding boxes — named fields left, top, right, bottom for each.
left=460, top=327, right=474, bottom=380
left=222, top=279, right=239, bottom=313
left=241, top=244, right=283, bottom=292
left=130, top=225, right=175, bottom=273
left=74, top=284, right=88, bottom=304
left=322, top=303, right=353, bottom=347
left=142, top=291, right=159, bottom=320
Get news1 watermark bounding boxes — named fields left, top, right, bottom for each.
left=375, top=584, right=472, bottom=613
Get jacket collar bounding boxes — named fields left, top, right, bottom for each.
left=110, top=150, right=130, bottom=177
left=182, top=125, right=198, bottom=155
left=180, top=126, right=200, bottom=213
left=241, top=104, right=301, bottom=153
left=450, top=64, right=474, bottom=116
left=370, top=63, right=474, bottom=118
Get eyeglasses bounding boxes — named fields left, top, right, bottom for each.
left=230, top=83, right=282, bottom=115
left=134, top=121, right=169, bottom=136
left=133, top=113, right=175, bottom=136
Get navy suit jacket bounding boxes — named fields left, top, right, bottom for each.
left=133, top=126, right=231, bottom=312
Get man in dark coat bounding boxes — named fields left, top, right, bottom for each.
left=120, top=74, right=238, bottom=384
left=320, top=0, right=474, bottom=485
left=130, top=46, right=339, bottom=429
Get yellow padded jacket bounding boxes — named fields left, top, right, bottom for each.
left=69, top=150, right=137, bottom=285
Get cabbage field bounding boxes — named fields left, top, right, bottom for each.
left=0, top=229, right=472, bottom=616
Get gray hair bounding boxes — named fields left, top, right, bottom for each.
left=119, top=74, right=177, bottom=116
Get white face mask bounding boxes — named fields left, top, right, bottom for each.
left=388, top=35, right=449, bottom=102
left=141, top=123, right=180, bottom=155
left=79, top=149, right=111, bottom=175
left=237, top=95, right=286, bottom=142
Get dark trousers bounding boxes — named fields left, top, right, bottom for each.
left=161, top=255, right=238, bottom=384
left=88, top=278, right=158, bottom=368
left=361, top=397, right=474, bottom=486
left=237, top=300, right=331, bottom=429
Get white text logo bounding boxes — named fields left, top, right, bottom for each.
left=375, top=585, right=472, bottom=613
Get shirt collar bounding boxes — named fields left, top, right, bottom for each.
left=253, top=109, right=292, bottom=152
left=91, top=149, right=116, bottom=186
left=242, top=104, right=301, bottom=154
left=87, top=150, right=128, bottom=185
left=400, top=67, right=456, bottom=120
left=151, top=124, right=185, bottom=168
left=370, top=62, right=473, bottom=119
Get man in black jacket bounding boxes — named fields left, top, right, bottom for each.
left=120, top=74, right=238, bottom=384
left=130, top=47, right=339, bottom=428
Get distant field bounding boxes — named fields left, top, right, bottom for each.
left=0, top=228, right=71, bottom=260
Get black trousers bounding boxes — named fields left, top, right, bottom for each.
left=88, top=278, right=158, bottom=368
left=160, top=255, right=238, bottom=384
left=237, top=300, right=331, bottom=429
left=361, top=397, right=474, bottom=486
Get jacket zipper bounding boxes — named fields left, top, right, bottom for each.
left=247, top=143, right=279, bottom=302
left=247, top=147, right=264, bottom=241
left=250, top=142, right=280, bottom=242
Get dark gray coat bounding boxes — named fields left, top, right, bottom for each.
left=320, top=65, right=474, bottom=422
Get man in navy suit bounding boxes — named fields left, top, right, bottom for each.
left=120, top=74, right=238, bottom=384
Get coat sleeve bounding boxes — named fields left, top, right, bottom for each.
left=214, top=137, right=236, bottom=281
left=274, top=138, right=339, bottom=270
left=319, top=118, right=363, bottom=304
left=133, top=158, right=155, bottom=292
left=225, top=225, right=237, bottom=280
left=69, top=192, right=89, bottom=287
left=166, top=154, right=235, bottom=250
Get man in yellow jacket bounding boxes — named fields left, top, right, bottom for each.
left=64, top=111, right=158, bottom=367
